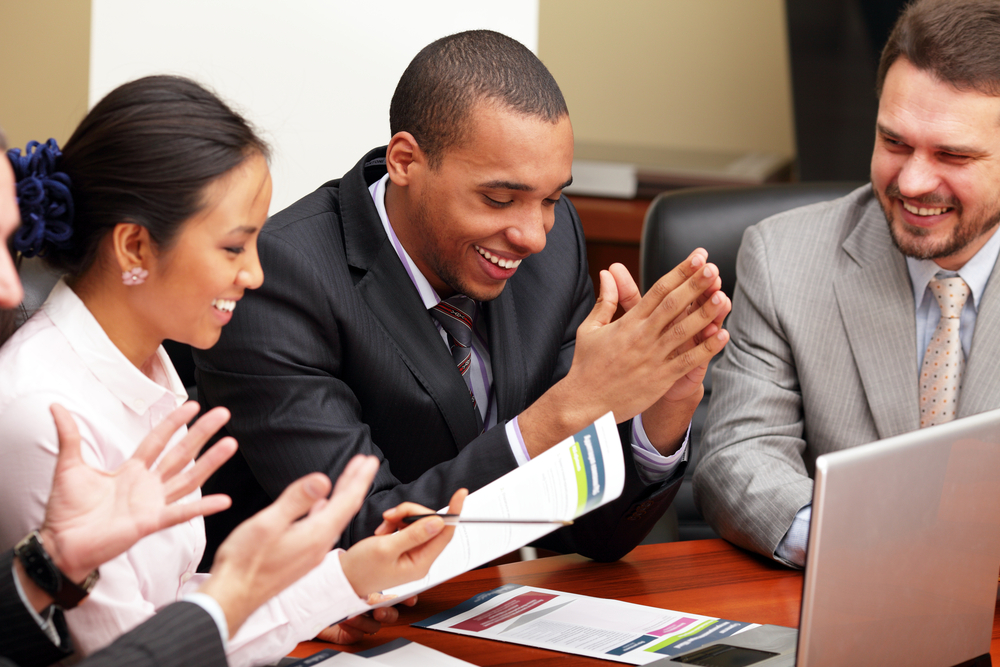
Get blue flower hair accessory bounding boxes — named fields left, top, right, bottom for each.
left=7, top=139, right=74, bottom=257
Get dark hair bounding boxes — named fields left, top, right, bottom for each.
left=876, top=0, right=1000, bottom=97
left=389, top=30, right=568, bottom=167
left=42, top=75, right=269, bottom=276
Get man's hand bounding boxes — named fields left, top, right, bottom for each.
left=198, top=455, right=381, bottom=637
left=39, top=402, right=237, bottom=584
left=339, top=488, right=467, bottom=599
left=519, top=249, right=730, bottom=457
left=607, top=257, right=731, bottom=453
left=313, top=593, right=417, bottom=644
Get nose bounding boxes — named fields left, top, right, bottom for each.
left=895, top=153, right=941, bottom=199
left=237, top=246, right=265, bottom=290
left=0, top=251, right=23, bottom=309
left=506, top=204, right=553, bottom=255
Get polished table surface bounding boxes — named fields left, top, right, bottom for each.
left=290, top=539, right=1000, bottom=665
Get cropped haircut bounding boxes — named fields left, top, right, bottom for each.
left=389, top=30, right=568, bottom=167
left=47, top=75, right=269, bottom=276
left=877, top=0, right=1000, bottom=97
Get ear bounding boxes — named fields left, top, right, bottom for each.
left=385, top=131, right=426, bottom=187
left=111, top=222, right=153, bottom=272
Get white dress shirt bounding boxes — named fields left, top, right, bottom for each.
left=0, top=281, right=368, bottom=667
left=369, top=174, right=687, bottom=481
left=775, top=227, right=1000, bottom=567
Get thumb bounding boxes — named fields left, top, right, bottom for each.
left=270, top=473, right=332, bottom=524
left=582, top=269, right=619, bottom=331
left=389, top=516, right=445, bottom=555
left=50, top=403, right=83, bottom=472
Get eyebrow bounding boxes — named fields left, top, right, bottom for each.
left=478, top=176, right=574, bottom=193
left=877, top=123, right=985, bottom=156
left=227, top=225, right=258, bottom=234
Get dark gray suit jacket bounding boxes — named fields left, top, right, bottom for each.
left=196, top=147, right=682, bottom=563
left=0, top=549, right=225, bottom=667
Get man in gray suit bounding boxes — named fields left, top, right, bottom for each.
left=695, top=0, right=1000, bottom=567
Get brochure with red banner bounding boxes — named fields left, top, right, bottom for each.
left=414, top=584, right=758, bottom=664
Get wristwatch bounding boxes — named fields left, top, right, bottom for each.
left=14, top=530, right=99, bottom=609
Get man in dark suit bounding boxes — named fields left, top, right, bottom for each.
left=196, top=29, right=731, bottom=562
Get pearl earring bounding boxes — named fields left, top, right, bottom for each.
left=122, top=267, right=149, bottom=286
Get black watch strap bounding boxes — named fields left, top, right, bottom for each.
left=14, top=530, right=99, bottom=609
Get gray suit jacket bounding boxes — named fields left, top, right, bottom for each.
left=0, top=549, right=225, bottom=667
left=196, top=147, right=682, bottom=565
left=693, top=185, right=1000, bottom=559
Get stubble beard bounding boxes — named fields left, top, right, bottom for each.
left=876, top=182, right=1000, bottom=261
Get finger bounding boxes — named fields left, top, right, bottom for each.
left=132, top=402, right=202, bottom=468
left=163, top=437, right=238, bottom=504
left=664, top=327, right=730, bottom=379
left=447, top=488, right=468, bottom=515
left=49, top=403, right=83, bottom=471
left=339, top=613, right=381, bottom=635
left=315, top=623, right=364, bottom=645
left=581, top=269, right=619, bottom=332
left=378, top=501, right=440, bottom=533
left=401, top=595, right=419, bottom=607
left=268, top=473, right=333, bottom=525
left=655, top=283, right=729, bottom=352
left=158, top=494, right=232, bottom=530
left=329, top=455, right=379, bottom=501
left=608, top=263, right=642, bottom=313
left=628, top=249, right=708, bottom=319
left=371, top=605, right=399, bottom=624
left=154, top=407, right=231, bottom=480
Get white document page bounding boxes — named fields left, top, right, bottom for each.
left=287, top=639, right=478, bottom=666
left=415, top=584, right=758, bottom=665
left=371, top=412, right=625, bottom=607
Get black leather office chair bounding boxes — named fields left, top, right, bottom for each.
left=640, top=182, right=863, bottom=541
left=16, top=256, right=198, bottom=398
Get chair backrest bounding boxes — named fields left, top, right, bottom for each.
left=640, top=182, right=865, bottom=298
left=638, top=182, right=863, bottom=541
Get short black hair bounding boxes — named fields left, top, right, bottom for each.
left=389, top=30, right=568, bottom=167
left=877, top=0, right=1000, bottom=97
left=46, top=75, right=269, bottom=276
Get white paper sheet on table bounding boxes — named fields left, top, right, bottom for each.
left=286, top=639, right=478, bottom=666
left=368, top=411, right=625, bottom=609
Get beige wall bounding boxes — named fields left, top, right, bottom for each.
left=539, top=0, right=796, bottom=158
left=0, top=0, right=91, bottom=150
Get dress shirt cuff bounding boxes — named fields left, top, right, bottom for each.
left=182, top=591, right=230, bottom=649
left=11, top=560, right=61, bottom=647
left=630, top=413, right=688, bottom=485
left=506, top=416, right=531, bottom=466
left=774, top=504, right=812, bottom=569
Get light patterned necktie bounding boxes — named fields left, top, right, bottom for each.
left=919, top=275, right=970, bottom=428
left=430, top=295, right=484, bottom=431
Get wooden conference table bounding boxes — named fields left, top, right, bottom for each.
left=290, top=539, right=1000, bottom=665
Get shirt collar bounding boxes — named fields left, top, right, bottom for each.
left=906, top=227, right=1000, bottom=312
left=369, top=173, right=443, bottom=310
left=43, top=280, right=188, bottom=415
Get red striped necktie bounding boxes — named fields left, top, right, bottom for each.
left=430, top=295, right=483, bottom=431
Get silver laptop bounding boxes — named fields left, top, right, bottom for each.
left=654, top=408, right=1000, bottom=667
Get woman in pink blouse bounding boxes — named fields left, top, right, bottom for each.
left=0, top=76, right=464, bottom=667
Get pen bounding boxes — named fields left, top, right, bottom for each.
left=401, top=514, right=573, bottom=526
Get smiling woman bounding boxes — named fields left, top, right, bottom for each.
left=0, top=76, right=442, bottom=667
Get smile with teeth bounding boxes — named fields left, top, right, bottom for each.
left=475, top=245, right=522, bottom=270
left=212, top=298, right=236, bottom=313
left=902, top=201, right=953, bottom=217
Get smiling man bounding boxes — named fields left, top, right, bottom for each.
left=195, top=30, right=731, bottom=562
left=694, top=0, right=1000, bottom=568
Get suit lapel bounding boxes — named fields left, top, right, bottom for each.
left=484, top=282, right=527, bottom=424
left=833, top=203, right=920, bottom=438
left=342, top=149, right=481, bottom=449
left=959, top=259, right=1000, bottom=417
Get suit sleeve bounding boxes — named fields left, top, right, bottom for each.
left=693, top=225, right=814, bottom=560
left=0, top=550, right=72, bottom=667
left=77, top=602, right=225, bottom=667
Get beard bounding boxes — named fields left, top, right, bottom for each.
left=876, top=181, right=1000, bottom=261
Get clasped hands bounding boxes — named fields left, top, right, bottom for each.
left=521, top=249, right=730, bottom=457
